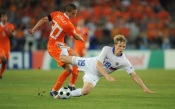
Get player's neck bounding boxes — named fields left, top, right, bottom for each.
left=1, top=21, right=7, bottom=25
left=114, top=51, right=122, bottom=57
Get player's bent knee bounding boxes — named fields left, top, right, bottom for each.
left=60, top=56, right=66, bottom=62
left=81, top=89, right=91, bottom=95
left=82, top=90, right=91, bottom=95
left=64, top=68, right=72, bottom=73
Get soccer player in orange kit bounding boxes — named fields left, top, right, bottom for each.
left=74, top=19, right=89, bottom=57
left=0, top=12, right=15, bottom=79
left=28, top=4, right=83, bottom=98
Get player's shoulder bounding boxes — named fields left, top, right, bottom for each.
left=51, top=11, right=61, bottom=14
left=102, top=46, right=112, bottom=50
left=120, top=53, right=130, bottom=62
left=6, top=22, right=15, bottom=30
left=50, top=11, right=63, bottom=17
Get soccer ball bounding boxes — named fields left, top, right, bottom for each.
left=58, top=87, right=71, bottom=99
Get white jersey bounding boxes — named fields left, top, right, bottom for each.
left=72, top=46, right=134, bottom=78
left=97, top=46, right=134, bottom=76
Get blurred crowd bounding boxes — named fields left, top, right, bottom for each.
left=1, top=0, right=175, bottom=51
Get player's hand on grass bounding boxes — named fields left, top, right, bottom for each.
left=144, top=88, right=154, bottom=94
left=105, top=75, right=116, bottom=82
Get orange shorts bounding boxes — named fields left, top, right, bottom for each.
left=47, top=43, right=74, bottom=67
left=74, top=47, right=87, bottom=57
left=0, top=48, right=9, bottom=59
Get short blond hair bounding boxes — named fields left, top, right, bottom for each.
left=113, top=34, right=126, bottom=44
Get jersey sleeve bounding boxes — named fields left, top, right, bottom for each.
left=7, top=23, right=15, bottom=32
left=50, top=11, right=59, bottom=18
left=123, top=58, right=134, bottom=74
left=97, top=46, right=108, bottom=63
left=10, top=24, right=15, bottom=32
left=65, top=23, right=77, bottom=37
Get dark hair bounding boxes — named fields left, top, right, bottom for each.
left=65, top=4, right=77, bottom=12
left=0, top=11, right=7, bottom=17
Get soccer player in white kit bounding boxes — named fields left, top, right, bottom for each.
left=55, top=34, right=154, bottom=98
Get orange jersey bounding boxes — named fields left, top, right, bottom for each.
left=74, top=27, right=89, bottom=56
left=47, top=11, right=77, bottom=66
left=0, top=22, right=14, bottom=59
left=48, top=11, right=77, bottom=46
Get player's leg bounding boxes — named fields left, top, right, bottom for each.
left=50, top=63, right=72, bottom=92
left=59, top=55, right=79, bottom=90
left=56, top=42, right=79, bottom=90
left=68, top=50, right=79, bottom=90
left=71, top=82, right=94, bottom=97
left=49, top=43, right=73, bottom=97
left=71, top=73, right=99, bottom=97
left=59, top=56, right=73, bottom=64
left=0, top=52, right=7, bottom=79
left=0, top=62, right=7, bottom=77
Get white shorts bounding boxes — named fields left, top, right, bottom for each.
left=72, top=56, right=100, bottom=86
left=83, top=72, right=99, bottom=86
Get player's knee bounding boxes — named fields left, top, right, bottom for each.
left=60, top=56, right=66, bottom=63
left=81, top=89, right=91, bottom=95
left=0, top=57, right=7, bottom=64
left=72, top=72, right=78, bottom=76
left=64, top=67, right=73, bottom=73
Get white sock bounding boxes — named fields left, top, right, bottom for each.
left=71, top=88, right=82, bottom=97
left=60, top=48, right=68, bottom=56
left=0, top=64, right=2, bottom=69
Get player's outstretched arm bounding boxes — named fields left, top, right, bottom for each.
left=130, top=71, right=154, bottom=94
left=96, top=61, right=115, bottom=82
left=28, top=16, right=49, bottom=34
left=74, top=34, right=84, bottom=42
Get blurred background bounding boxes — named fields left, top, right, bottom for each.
left=1, top=0, right=175, bottom=70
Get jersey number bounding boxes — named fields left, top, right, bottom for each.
left=104, top=62, right=111, bottom=68
left=50, top=20, right=63, bottom=40
left=78, top=60, right=85, bottom=66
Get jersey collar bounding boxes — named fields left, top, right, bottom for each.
left=0, top=22, right=5, bottom=27
left=112, top=47, right=115, bottom=54
left=64, top=13, right=69, bottom=19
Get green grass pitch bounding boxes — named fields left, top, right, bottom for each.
left=0, top=69, right=174, bottom=109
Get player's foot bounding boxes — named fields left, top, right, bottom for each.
left=55, top=42, right=65, bottom=49
left=55, top=42, right=70, bottom=50
left=0, top=76, right=2, bottom=79
left=54, top=95, right=60, bottom=99
left=55, top=42, right=70, bottom=56
left=50, top=90, right=58, bottom=98
left=68, top=85, right=76, bottom=91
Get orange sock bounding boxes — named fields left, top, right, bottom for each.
left=70, top=66, right=79, bottom=86
left=52, top=71, right=70, bottom=91
left=0, top=64, right=6, bottom=77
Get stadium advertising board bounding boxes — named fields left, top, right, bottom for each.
left=7, top=50, right=175, bottom=69
left=7, top=52, right=32, bottom=69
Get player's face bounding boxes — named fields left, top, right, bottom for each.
left=1, top=14, right=7, bottom=22
left=114, top=42, right=126, bottom=56
left=68, top=10, right=78, bottom=19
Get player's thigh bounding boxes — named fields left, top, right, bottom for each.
left=48, top=48, right=64, bottom=66
left=60, top=56, right=73, bottom=64
left=0, top=49, right=6, bottom=58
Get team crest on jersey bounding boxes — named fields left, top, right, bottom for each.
left=116, top=62, right=119, bottom=65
